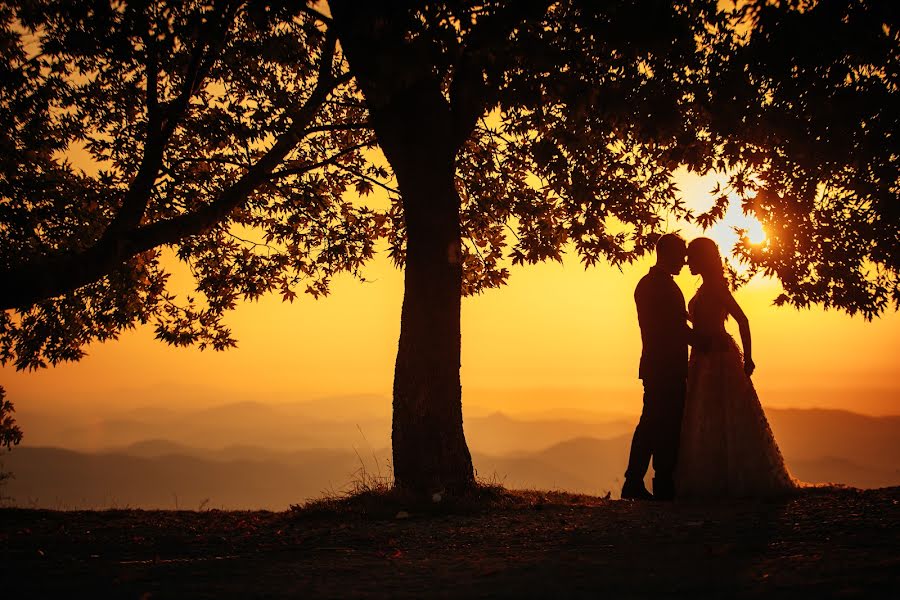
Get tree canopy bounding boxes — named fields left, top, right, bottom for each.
left=0, top=0, right=383, bottom=370
left=722, top=0, right=898, bottom=317
left=452, top=0, right=898, bottom=316
left=2, top=0, right=897, bottom=371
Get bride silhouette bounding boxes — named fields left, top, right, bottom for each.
left=676, top=237, right=797, bottom=499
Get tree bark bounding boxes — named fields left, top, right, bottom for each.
left=360, top=86, right=475, bottom=493
left=390, top=143, right=474, bottom=493
left=328, top=0, right=476, bottom=493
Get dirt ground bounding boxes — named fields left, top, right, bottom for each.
left=2, top=486, right=898, bottom=599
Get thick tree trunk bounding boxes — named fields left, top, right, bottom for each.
left=327, top=0, right=476, bottom=493
left=390, top=150, right=474, bottom=493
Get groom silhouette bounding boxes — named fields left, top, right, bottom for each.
left=622, top=233, right=690, bottom=501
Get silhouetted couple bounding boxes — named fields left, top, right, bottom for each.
left=622, top=233, right=796, bottom=501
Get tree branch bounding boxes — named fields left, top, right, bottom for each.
left=101, top=0, right=242, bottom=240
left=300, top=5, right=333, bottom=26
left=449, top=0, right=551, bottom=148
left=164, top=155, right=249, bottom=171
left=268, top=139, right=374, bottom=181
left=303, top=121, right=370, bottom=135
left=163, top=0, right=243, bottom=137
left=100, top=5, right=166, bottom=239
left=334, top=164, right=400, bottom=196
left=0, top=26, right=344, bottom=310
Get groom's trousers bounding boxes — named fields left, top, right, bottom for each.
left=624, top=378, right=686, bottom=495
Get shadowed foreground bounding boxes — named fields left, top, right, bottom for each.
left=2, top=486, right=897, bottom=598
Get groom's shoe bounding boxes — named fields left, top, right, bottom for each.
left=621, top=479, right=654, bottom=501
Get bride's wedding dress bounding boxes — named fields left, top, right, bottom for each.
left=676, top=283, right=797, bottom=499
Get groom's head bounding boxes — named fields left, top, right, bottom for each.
left=655, top=233, right=687, bottom=275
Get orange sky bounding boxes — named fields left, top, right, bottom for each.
left=3, top=171, right=899, bottom=423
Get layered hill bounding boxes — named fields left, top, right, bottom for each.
left=3, top=406, right=897, bottom=509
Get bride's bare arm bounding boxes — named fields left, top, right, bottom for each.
left=723, top=289, right=755, bottom=376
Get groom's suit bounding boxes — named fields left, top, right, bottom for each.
left=625, top=265, right=690, bottom=499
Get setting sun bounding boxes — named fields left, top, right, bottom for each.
left=676, top=173, right=768, bottom=253
left=705, top=195, right=768, bottom=249
left=748, top=226, right=766, bottom=245
left=741, top=218, right=767, bottom=245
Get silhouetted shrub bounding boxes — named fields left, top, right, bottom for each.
left=0, top=386, right=23, bottom=496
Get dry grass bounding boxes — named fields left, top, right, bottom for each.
left=291, top=462, right=611, bottom=520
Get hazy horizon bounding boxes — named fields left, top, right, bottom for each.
left=3, top=400, right=898, bottom=511
left=9, top=380, right=900, bottom=424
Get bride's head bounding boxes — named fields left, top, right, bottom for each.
left=687, top=237, right=725, bottom=280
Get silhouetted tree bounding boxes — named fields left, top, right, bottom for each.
left=327, top=0, right=730, bottom=491
left=327, top=0, right=897, bottom=492
left=2, top=0, right=897, bottom=494
left=0, top=0, right=382, bottom=369
left=0, top=385, right=22, bottom=491
left=0, top=386, right=22, bottom=450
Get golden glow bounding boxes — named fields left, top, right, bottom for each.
left=676, top=172, right=769, bottom=255
left=701, top=197, right=767, bottom=250
left=739, top=216, right=766, bottom=245
left=749, top=226, right=766, bottom=245
left=2, top=173, right=899, bottom=425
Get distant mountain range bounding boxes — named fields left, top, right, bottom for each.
left=2, top=405, right=898, bottom=509
left=14, top=398, right=637, bottom=455
left=1, top=446, right=367, bottom=510
left=18, top=398, right=392, bottom=453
